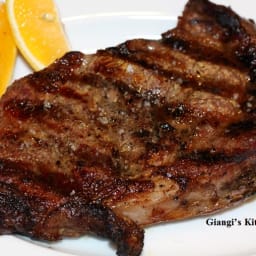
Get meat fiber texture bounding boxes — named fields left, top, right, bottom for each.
left=0, top=0, right=256, bottom=255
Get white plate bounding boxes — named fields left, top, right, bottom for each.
left=2, top=0, right=256, bottom=255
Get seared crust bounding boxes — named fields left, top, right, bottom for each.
left=0, top=0, right=256, bottom=255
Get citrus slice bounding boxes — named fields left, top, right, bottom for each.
left=0, top=2, right=16, bottom=96
left=6, top=0, right=70, bottom=70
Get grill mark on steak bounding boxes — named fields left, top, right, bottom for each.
left=89, top=52, right=242, bottom=123
left=6, top=51, right=241, bottom=128
left=181, top=149, right=256, bottom=165
left=106, top=39, right=248, bottom=103
left=0, top=0, right=256, bottom=255
left=225, top=119, right=256, bottom=136
left=4, top=99, right=47, bottom=120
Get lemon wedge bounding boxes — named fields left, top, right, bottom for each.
left=0, top=2, right=16, bottom=96
left=6, top=0, right=70, bottom=71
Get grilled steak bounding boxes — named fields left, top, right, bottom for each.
left=0, top=0, right=256, bottom=255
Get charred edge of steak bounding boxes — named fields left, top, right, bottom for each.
left=0, top=182, right=32, bottom=234
left=161, top=0, right=256, bottom=83
left=0, top=159, right=144, bottom=256
left=29, top=51, right=85, bottom=94
left=182, top=0, right=245, bottom=38
left=160, top=0, right=244, bottom=66
left=36, top=198, right=144, bottom=256
left=204, top=0, right=243, bottom=37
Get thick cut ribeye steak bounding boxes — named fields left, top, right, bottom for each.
left=0, top=0, right=256, bottom=255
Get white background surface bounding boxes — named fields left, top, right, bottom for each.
left=2, top=0, right=256, bottom=255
